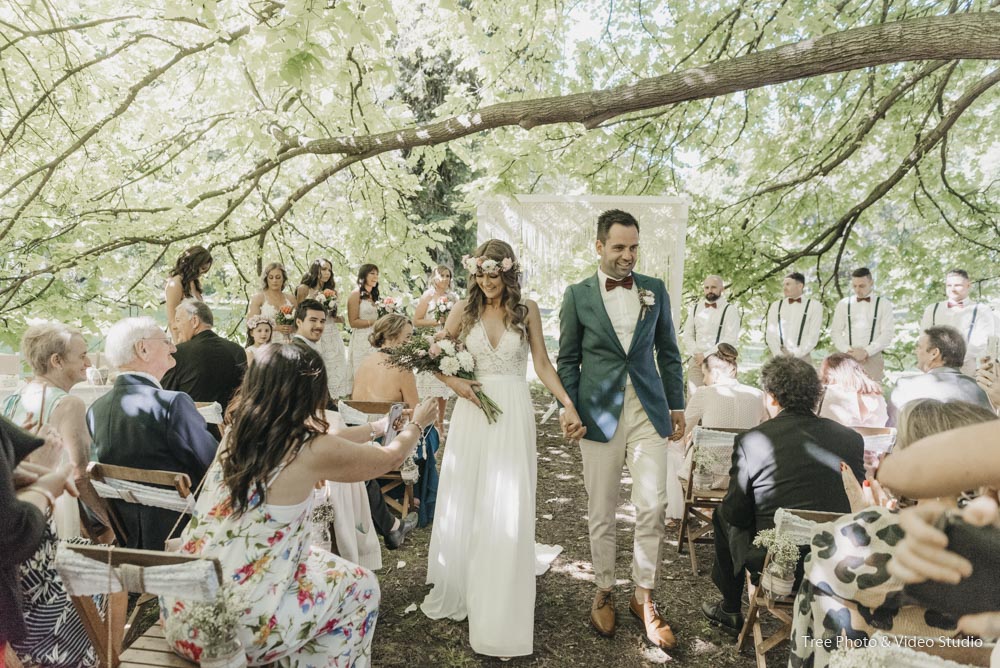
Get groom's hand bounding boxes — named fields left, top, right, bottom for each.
left=669, top=410, right=685, bottom=441
left=559, top=408, right=587, bottom=442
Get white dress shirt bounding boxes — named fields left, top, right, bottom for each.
left=831, top=294, right=895, bottom=356
left=764, top=297, right=824, bottom=357
left=682, top=298, right=741, bottom=356
left=921, top=300, right=997, bottom=369
left=596, top=268, right=640, bottom=353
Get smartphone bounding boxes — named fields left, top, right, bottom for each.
left=382, top=403, right=406, bottom=445
left=903, top=513, right=1000, bottom=618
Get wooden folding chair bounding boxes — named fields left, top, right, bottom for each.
left=736, top=509, right=844, bottom=668
left=55, top=543, right=223, bottom=668
left=339, top=400, right=413, bottom=517
left=85, top=463, right=194, bottom=547
left=676, top=427, right=745, bottom=575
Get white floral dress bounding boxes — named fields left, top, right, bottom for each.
left=160, top=455, right=379, bottom=668
left=348, top=299, right=378, bottom=375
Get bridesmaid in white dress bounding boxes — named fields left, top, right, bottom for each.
left=421, top=240, right=583, bottom=658
left=248, top=262, right=297, bottom=342
left=296, top=258, right=353, bottom=398
left=348, top=263, right=380, bottom=374
left=412, top=265, right=458, bottom=434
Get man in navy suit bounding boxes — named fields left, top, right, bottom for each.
left=702, top=356, right=864, bottom=634
left=88, top=316, right=217, bottom=549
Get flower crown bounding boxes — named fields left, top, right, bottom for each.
left=246, top=314, right=276, bottom=330
left=462, top=254, right=519, bottom=275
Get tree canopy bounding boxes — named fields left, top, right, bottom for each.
left=2, top=0, right=998, bottom=350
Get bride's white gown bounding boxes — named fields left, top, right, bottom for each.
left=422, top=321, right=554, bottom=657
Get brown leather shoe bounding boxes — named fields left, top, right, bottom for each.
left=590, top=589, right=616, bottom=637
left=629, top=595, right=677, bottom=649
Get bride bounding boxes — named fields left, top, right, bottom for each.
left=421, top=239, right=583, bottom=658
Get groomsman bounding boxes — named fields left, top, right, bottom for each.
left=921, top=268, right=997, bottom=376
left=682, top=274, right=741, bottom=393
left=764, top=272, right=824, bottom=363
left=830, top=268, right=895, bottom=381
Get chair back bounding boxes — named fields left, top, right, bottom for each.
left=689, top=427, right=744, bottom=489
left=338, top=399, right=396, bottom=425
left=86, top=462, right=195, bottom=545
left=55, top=544, right=222, bottom=668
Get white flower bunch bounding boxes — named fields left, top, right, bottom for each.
left=439, top=356, right=461, bottom=375
left=456, top=351, right=475, bottom=373
left=437, top=339, right=456, bottom=356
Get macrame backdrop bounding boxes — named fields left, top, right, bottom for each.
left=476, top=196, right=689, bottom=322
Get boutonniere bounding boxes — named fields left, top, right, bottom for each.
left=638, top=287, right=656, bottom=320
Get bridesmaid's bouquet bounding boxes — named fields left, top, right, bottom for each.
left=275, top=305, right=295, bottom=326
left=430, top=294, right=457, bottom=323
left=375, top=296, right=403, bottom=318
left=384, top=333, right=503, bottom=424
left=317, top=289, right=338, bottom=316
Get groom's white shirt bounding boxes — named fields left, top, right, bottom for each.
left=596, top=268, right=640, bottom=359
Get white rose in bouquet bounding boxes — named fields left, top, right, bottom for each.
left=438, top=339, right=457, bottom=356
left=439, top=356, right=461, bottom=376
left=456, top=351, right=475, bottom=373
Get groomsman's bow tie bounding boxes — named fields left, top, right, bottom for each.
left=787, top=298, right=802, bottom=304
left=857, top=297, right=871, bottom=302
left=605, top=276, right=634, bottom=291
left=947, top=301, right=965, bottom=308
left=705, top=302, right=717, bottom=308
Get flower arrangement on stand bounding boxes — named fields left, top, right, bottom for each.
left=382, top=333, right=502, bottom=424
left=753, top=528, right=802, bottom=599
left=169, top=587, right=246, bottom=668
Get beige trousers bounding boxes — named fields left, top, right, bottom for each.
left=580, top=385, right=669, bottom=590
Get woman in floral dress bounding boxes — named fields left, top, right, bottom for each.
left=161, top=342, right=438, bottom=668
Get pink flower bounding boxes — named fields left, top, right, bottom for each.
left=501, top=258, right=514, bottom=271
left=428, top=344, right=441, bottom=359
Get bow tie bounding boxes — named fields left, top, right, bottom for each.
left=857, top=297, right=871, bottom=303
left=705, top=302, right=717, bottom=309
left=605, top=276, right=634, bottom=291
left=947, top=301, right=965, bottom=309
left=787, top=298, right=802, bottom=304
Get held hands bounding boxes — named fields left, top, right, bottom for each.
left=559, top=407, right=586, bottom=443
left=668, top=411, right=686, bottom=441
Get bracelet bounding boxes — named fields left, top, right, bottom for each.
left=405, top=420, right=424, bottom=434
left=24, top=486, right=56, bottom=513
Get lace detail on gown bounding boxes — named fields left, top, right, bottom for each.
left=464, top=321, right=528, bottom=377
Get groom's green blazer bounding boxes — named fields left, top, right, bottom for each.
left=557, top=272, right=685, bottom=443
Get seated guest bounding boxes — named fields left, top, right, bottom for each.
left=2, top=322, right=92, bottom=537
left=888, top=325, right=992, bottom=425
left=788, top=399, right=998, bottom=667
left=354, top=314, right=440, bottom=527
left=818, top=352, right=888, bottom=428
left=1, top=416, right=96, bottom=668
left=87, top=317, right=217, bottom=549
left=666, top=344, right=766, bottom=518
left=701, top=355, right=865, bottom=635
left=161, top=342, right=437, bottom=666
left=162, top=299, right=247, bottom=439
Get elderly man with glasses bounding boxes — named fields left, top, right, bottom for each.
left=87, top=316, right=218, bottom=549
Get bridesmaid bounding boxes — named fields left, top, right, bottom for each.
left=412, top=265, right=458, bottom=434
left=347, top=263, right=380, bottom=374
left=296, top=258, right=353, bottom=398
left=248, top=262, right=296, bottom=342
left=164, top=245, right=212, bottom=340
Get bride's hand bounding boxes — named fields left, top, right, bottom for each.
left=560, top=406, right=586, bottom=442
left=446, top=377, right=482, bottom=407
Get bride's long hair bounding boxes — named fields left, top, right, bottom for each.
left=459, top=239, right=528, bottom=341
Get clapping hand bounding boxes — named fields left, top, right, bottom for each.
left=559, top=407, right=586, bottom=443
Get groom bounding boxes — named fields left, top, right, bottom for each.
left=557, top=209, right=685, bottom=649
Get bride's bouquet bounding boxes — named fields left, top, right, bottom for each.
left=384, top=334, right=503, bottom=424
left=375, top=296, right=403, bottom=318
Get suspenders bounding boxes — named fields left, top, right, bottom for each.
left=931, top=301, right=980, bottom=340
left=692, top=303, right=732, bottom=345
left=775, top=299, right=810, bottom=347
left=847, top=296, right=881, bottom=347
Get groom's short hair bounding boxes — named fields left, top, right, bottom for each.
left=597, top=209, right=640, bottom=242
